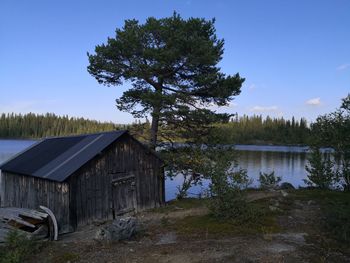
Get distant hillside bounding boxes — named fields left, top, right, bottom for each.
left=0, top=113, right=129, bottom=139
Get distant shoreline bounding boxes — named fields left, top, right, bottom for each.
left=0, top=138, right=311, bottom=148
left=0, top=138, right=38, bottom=141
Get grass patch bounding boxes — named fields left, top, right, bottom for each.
left=153, top=190, right=349, bottom=244
left=52, top=252, right=80, bottom=263
left=151, top=198, right=206, bottom=213
left=292, top=189, right=350, bottom=244
left=0, top=230, right=43, bottom=263
left=170, top=198, right=281, bottom=238
left=292, top=188, right=350, bottom=202
left=173, top=214, right=280, bottom=237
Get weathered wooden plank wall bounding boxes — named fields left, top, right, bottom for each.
left=68, top=134, right=164, bottom=229
left=0, top=172, right=71, bottom=234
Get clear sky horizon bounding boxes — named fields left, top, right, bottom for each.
left=1, top=0, right=349, bottom=124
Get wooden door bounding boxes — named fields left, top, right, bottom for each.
left=111, top=174, right=136, bottom=217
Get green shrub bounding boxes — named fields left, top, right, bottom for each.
left=258, top=171, right=281, bottom=189
left=304, top=147, right=336, bottom=189
left=323, top=193, right=350, bottom=243
left=205, top=150, right=258, bottom=222
left=325, top=207, right=350, bottom=243
left=336, top=156, right=350, bottom=191
left=0, top=230, right=41, bottom=263
left=208, top=185, right=248, bottom=221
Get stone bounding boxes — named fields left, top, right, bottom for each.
left=279, top=182, right=295, bottom=190
left=307, top=200, right=316, bottom=206
left=266, top=243, right=296, bottom=253
left=94, top=217, right=137, bottom=242
left=272, top=200, right=280, bottom=206
left=269, top=205, right=278, bottom=211
left=280, top=190, right=288, bottom=197
left=156, top=232, right=177, bottom=245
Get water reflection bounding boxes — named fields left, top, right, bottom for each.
left=166, top=148, right=309, bottom=201
left=237, top=150, right=308, bottom=188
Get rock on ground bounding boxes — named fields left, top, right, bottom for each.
left=94, top=217, right=137, bottom=242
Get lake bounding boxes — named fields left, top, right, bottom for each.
left=166, top=145, right=311, bottom=200
left=0, top=140, right=311, bottom=201
left=0, top=139, right=37, bottom=164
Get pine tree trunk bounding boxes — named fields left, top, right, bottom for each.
left=150, top=105, right=160, bottom=150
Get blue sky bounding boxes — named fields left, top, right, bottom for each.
left=0, top=0, right=349, bottom=124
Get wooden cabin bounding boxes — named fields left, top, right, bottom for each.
left=0, top=131, right=164, bottom=234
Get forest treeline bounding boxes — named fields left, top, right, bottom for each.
left=209, top=115, right=311, bottom=145
left=0, top=112, right=311, bottom=145
left=0, top=113, right=128, bottom=138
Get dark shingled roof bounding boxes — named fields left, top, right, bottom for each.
left=0, top=130, right=127, bottom=182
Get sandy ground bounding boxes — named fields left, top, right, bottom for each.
left=29, top=191, right=350, bottom=263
